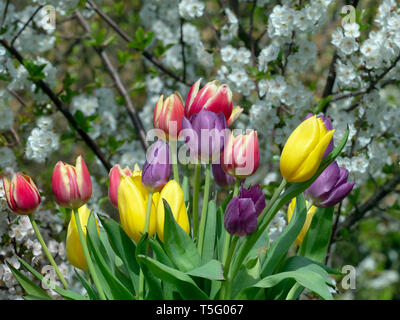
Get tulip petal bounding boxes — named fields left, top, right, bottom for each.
left=319, top=182, right=355, bottom=208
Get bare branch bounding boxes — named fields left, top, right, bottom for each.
left=11, top=5, right=44, bottom=46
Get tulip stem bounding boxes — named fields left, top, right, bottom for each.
left=29, top=215, right=69, bottom=290
left=138, top=192, right=153, bottom=300
left=169, top=140, right=179, bottom=184
left=73, top=210, right=106, bottom=300
left=257, top=178, right=287, bottom=224
left=197, top=163, right=211, bottom=256
left=192, top=163, right=201, bottom=239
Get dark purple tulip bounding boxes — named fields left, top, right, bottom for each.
left=305, top=113, right=334, bottom=158
left=212, top=163, right=236, bottom=188
left=239, top=184, right=266, bottom=217
left=181, top=109, right=228, bottom=162
left=142, top=140, right=171, bottom=192
left=304, top=161, right=355, bottom=208
left=224, top=197, right=257, bottom=236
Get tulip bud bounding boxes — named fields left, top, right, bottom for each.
left=156, top=180, right=190, bottom=242
left=212, top=163, right=236, bottom=188
left=280, top=115, right=335, bottom=183
left=66, top=204, right=98, bottom=270
left=181, top=109, right=228, bottom=162
left=51, top=155, right=92, bottom=209
left=304, top=161, right=354, bottom=208
left=118, top=174, right=158, bottom=243
left=238, top=184, right=266, bottom=217
left=222, top=130, right=260, bottom=178
left=153, top=93, right=185, bottom=140
left=142, top=140, right=171, bottom=193
left=108, top=164, right=134, bottom=207
left=287, top=198, right=317, bottom=246
left=305, top=113, right=334, bottom=158
left=224, top=197, right=257, bottom=236
left=185, top=79, right=233, bottom=121
left=227, top=106, right=244, bottom=128
left=2, top=173, right=41, bottom=215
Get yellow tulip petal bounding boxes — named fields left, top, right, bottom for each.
left=287, top=198, right=317, bottom=246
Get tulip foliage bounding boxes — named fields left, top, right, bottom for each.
left=5, top=79, right=354, bottom=301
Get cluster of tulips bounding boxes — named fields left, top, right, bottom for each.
left=2, top=79, right=354, bottom=300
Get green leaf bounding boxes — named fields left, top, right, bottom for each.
left=74, top=270, right=99, bottom=300
left=315, top=95, right=332, bottom=114
left=22, top=59, right=46, bottom=82
left=299, top=207, right=334, bottom=263
left=100, top=217, right=140, bottom=294
left=261, top=194, right=307, bottom=277
left=137, top=255, right=209, bottom=300
left=187, top=259, right=225, bottom=281
left=7, top=262, right=52, bottom=300
left=201, top=201, right=217, bottom=261
left=162, top=199, right=201, bottom=272
left=253, top=264, right=333, bottom=300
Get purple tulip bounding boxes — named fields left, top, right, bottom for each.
left=224, top=197, right=257, bottom=236
left=304, top=161, right=355, bottom=208
left=142, top=140, right=171, bottom=192
left=224, top=183, right=266, bottom=236
left=239, top=184, right=266, bottom=217
left=305, top=113, right=334, bottom=158
left=212, top=163, right=236, bottom=188
left=181, top=109, right=228, bottom=162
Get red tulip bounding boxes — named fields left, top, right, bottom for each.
left=153, top=93, right=185, bottom=140
left=51, top=155, right=92, bottom=209
left=185, top=79, right=233, bottom=121
left=2, top=173, right=41, bottom=215
left=108, top=164, right=133, bottom=207
left=222, top=131, right=260, bottom=178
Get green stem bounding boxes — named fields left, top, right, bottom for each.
left=29, top=215, right=69, bottom=290
left=138, top=192, right=153, bottom=300
left=73, top=210, right=106, bottom=300
left=286, top=282, right=302, bottom=300
left=192, top=164, right=201, bottom=239
left=221, top=236, right=239, bottom=299
left=197, top=163, right=211, bottom=256
left=169, top=140, right=179, bottom=184
left=182, top=167, right=189, bottom=204
left=258, top=179, right=287, bottom=223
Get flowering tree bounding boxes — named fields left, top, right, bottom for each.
left=0, top=0, right=399, bottom=300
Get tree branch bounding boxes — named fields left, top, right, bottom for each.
left=11, top=5, right=44, bottom=46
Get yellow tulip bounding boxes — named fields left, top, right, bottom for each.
left=287, top=198, right=317, bottom=246
left=156, top=180, right=190, bottom=242
left=66, top=204, right=98, bottom=270
left=117, top=174, right=158, bottom=243
left=280, top=115, right=335, bottom=182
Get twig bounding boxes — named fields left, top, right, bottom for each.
left=11, top=5, right=44, bottom=46
left=0, top=0, right=10, bottom=30
left=86, top=0, right=190, bottom=86
left=74, top=11, right=149, bottom=151
left=249, top=0, right=257, bottom=67
left=179, top=18, right=187, bottom=83
left=0, top=39, right=112, bottom=171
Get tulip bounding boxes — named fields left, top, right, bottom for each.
left=238, top=184, right=266, bottom=217
left=222, top=130, right=260, bottom=178
left=66, top=204, right=99, bottom=270
left=304, top=161, right=354, bottom=208
left=305, top=113, right=334, bottom=158
left=142, top=140, right=171, bottom=193
left=181, top=109, right=228, bottom=162
left=153, top=93, right=185, bottom=140
left=156, top=180, right=190, bottom=242
left=185, top=79, right=233, bottom=121
left=287, top=198, right=317, bottom=246
left=280, top=115, right=335, bottom=183
left=2, top=173, right=41, bottom=215
left=118, top=173, right=158, bottom=243
left=52, top=155, right=92, bottom=209
left=224, top=197, right=257, bottom=236
left=212, top=163, right=236, bottom=188
left=227, top=106, right=244, bottom=128
left=108, top=165, right=132, bottom=207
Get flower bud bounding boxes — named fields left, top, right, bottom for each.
left=280, top=115, right=335, bottom=183
left=287, top=198, right=317, bottom=246
left=212, top=163, right=236, bottom=188
left=66, top=204, right=98, bottom=270
left=238, top=184, right=266, bottom=217
left=304, top=113, right=334, bottom=158
left=108, top=164, right=139, bottom=207
left=224, top=197, right=257, bottom=236
left=181, top=109, right=228, bottom=162
left=227, top=106, right=244, bottom=128
left=153, top=93, right=185, bottom=140
left=2, top=173, right=41, bottom=215
left=304, top=161, right=354, bottom=208
left=156, top=180, right=190, bottom=242
left=185, top=79, right=233, bottom=121
left=222, top=130, right=260, bottom=178
left=52, top=155, right=92, bottom=209
left=142, top=140, right=171, bottom=193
